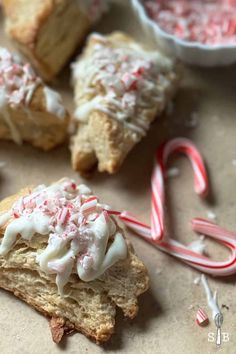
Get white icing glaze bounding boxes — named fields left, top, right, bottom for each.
left=0, top=210, right=12, bottom=227
left=74, top=95, right=104, bottom=122
left=201, top=274, right=221, bottom=319
left=0, top=179, right=127, bottom=295
left=72, top=33, right=173, bottom=141
left=43, top=87, right=66, bottom=119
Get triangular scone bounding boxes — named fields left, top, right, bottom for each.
left=2, top=0, right=108, bottom=80
left=0, top=179, right=149, bottom=343
left=70, top=32, right=180, bottom=174
left=0, top=47, right=69, bottom=150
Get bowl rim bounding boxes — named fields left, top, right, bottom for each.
left=132, top=0, right=236, bottom=51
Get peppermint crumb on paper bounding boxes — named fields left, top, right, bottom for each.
left=188, top=238, right=206, bottom=255
left=193, top=276, right=201, bottom=285
left=166, top=167, right=180, bottom=178
left=207, top=210, right=217, bottom=220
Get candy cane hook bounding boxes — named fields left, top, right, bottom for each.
left=108, top=138, right=236, bottom=276
left=151, top=137, right=208, bottom=241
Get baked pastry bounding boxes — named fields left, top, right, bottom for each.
left=70, top=32, right=179, bottom=174
left=0, top=47, right=69, bottom=150
left=2, top=0, right=108, bottom=80
left=0, top=178, right=149, bottom=343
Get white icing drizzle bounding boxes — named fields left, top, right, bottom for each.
left=72, top=33, right=173, bottom=141
left=43, top=87, right=66, bottom=119
left=0, top=179, right=127, bottom=295
left=25, top=83, right=39, bottom=106
left=0, top=47, right=67, bottom=143
left=0, top=87, right=21, bottom=144
left=201, top=274, right=221, bottom=319
left=0, top=211, right=12, bottom=226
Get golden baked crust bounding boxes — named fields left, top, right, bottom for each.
left=70, top=32, right=180, bottom=174
left=2, top=0, right=92, bottom=80
left=0, top=187, right=149, bottom=343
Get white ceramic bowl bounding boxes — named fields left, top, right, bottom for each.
left=131, top=0, right=236, bottom=66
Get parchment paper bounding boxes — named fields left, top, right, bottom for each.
left=0, top=2, right=235, bottom=354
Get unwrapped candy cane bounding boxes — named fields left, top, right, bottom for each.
left=109, top=138, right=236, bottom=276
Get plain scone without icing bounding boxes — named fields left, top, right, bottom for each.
left=70, top=32, right=179, bottom=174
left=2, top=0, right=108, bottom=80
left=0, top=47, right=69, bottom=150
left=0, top=178, right=149, bottom=343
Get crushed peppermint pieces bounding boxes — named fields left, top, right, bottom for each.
left=193, top=276, right=201, bottom=285
left=207, top=210, right=217, bottom=220
left=166, top=167, right=180, bottom=178
left=188, top=237, right=206, bottom=255
left=72, top=33, right=174, bottom=138
left=196, top=307, right=209, bottom=326
left=0, top=47, right=41, bottom=108
left=0, top=179, right=127, bottom=294
left=143, top=0, right=236, bottom=45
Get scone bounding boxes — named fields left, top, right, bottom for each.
left=2, top=0, right=108, bottom=80
left=70, top=32, right=179, bottom=174
left=0, top=178, right=149, bottom=343
left=0, top=47, right=69, bottom=150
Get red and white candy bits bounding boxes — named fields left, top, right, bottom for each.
left=0, top=47, right=41, bottom=107
left=196, top=308, right=209, bottom=326
left=109, top=137, right=236, bottom=276
left=143, top=0, right=236, bottom=45
left=0, top=179, right=128, bottom=294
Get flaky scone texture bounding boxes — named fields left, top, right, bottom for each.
left=70, top=32, right=180, bottom=174
left=0, top=84, right=70, bottom=150
left=0, top=189, right=149, bottom=343
left=2, top=0, right=92, bottom=80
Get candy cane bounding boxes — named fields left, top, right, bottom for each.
left=151, top=137, right=208, bottom=241
left=108, top=138, right=236, bottom=276
left=115, top=213, right=236, bottom=276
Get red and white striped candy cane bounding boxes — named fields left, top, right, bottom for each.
left=115, top=212, right=236, bottom=276
left=151, top=137, right=208, bottom=241
left=108, top=137, right=236, bottom=276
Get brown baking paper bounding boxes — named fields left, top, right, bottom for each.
left=0, top=2, right=235, bottom=353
